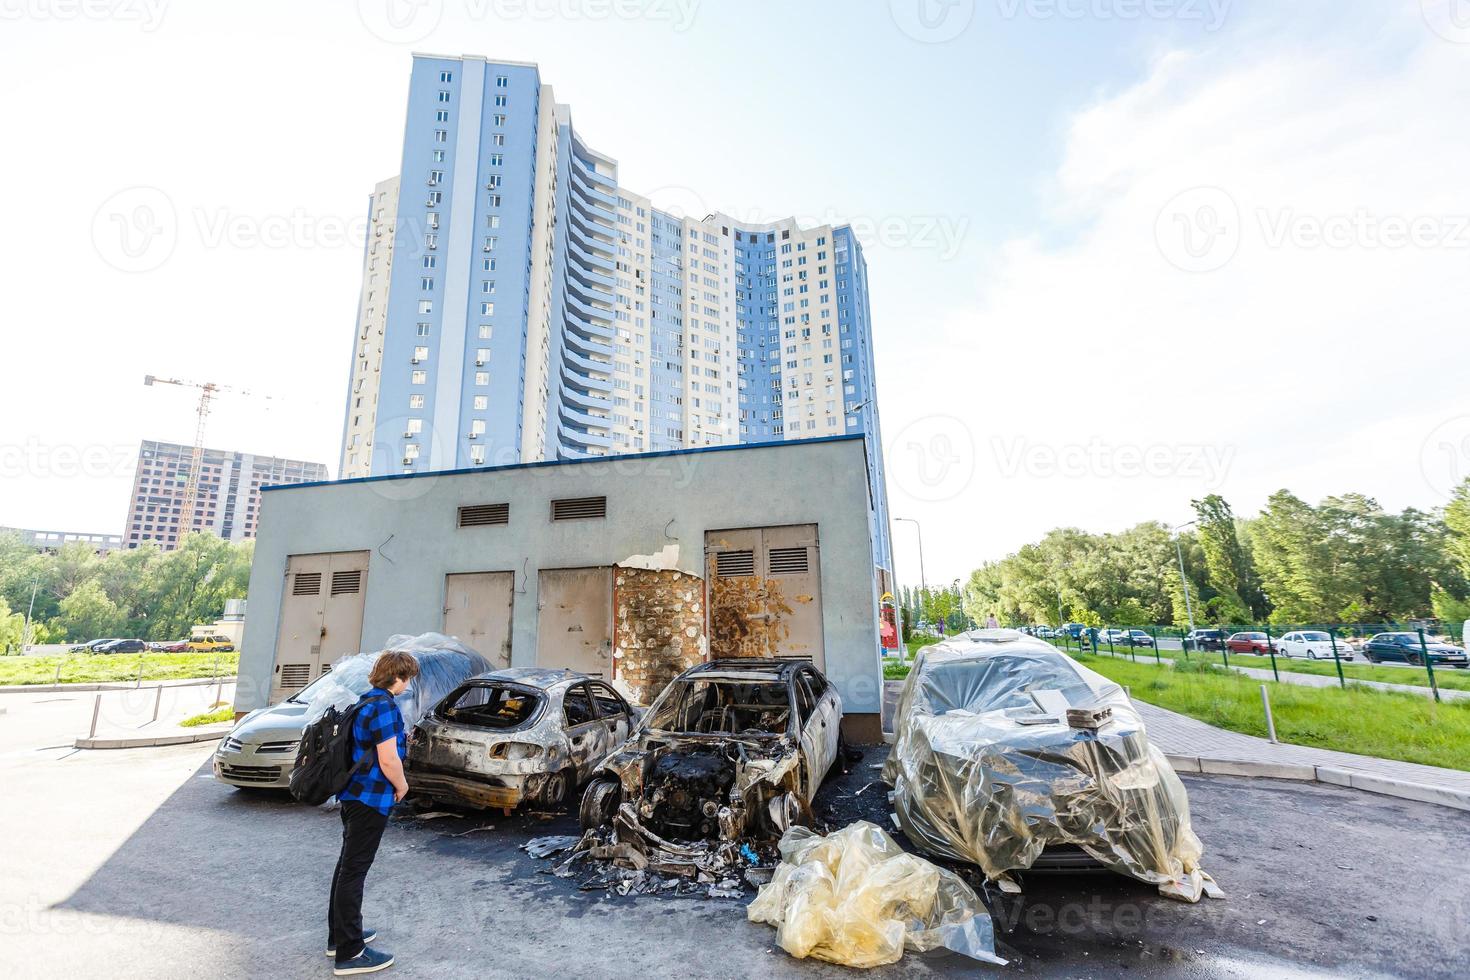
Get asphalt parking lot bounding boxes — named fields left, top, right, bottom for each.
left=8, top=695, right=1468, bottom=980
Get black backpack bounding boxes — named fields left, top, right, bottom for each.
left=288, top=693, right=389, bottom=806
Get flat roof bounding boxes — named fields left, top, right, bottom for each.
left=262, top=433, right=867, bottom=493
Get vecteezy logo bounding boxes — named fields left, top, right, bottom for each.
left=890, top=0, right=974, bottom=43
left=91, top=186, right=178, bottom=273
left=1420, top=415, right=1470, bottom=501
left=887, top=415, right=976, bottom=503
left=642, top=184, right=712, bottom=223
left=1422, top=0, right=1470, bottom=43
left=357, top=0, right=443, bottom=44
left=1154, top=186, right=1240, bottom=273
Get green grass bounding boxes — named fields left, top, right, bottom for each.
left=1072, top=653, right=1470, bottom=772
left=180, top=705, right=235, bottom=728
left=1059, top=639, right=1470, bottom=692
left=0, top=651, right=239, bottom=687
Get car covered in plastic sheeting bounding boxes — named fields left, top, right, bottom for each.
left=579, top=659, right=842, bottom=845
left=406, top=669, right=637, bottom=811
left=883, top=630, right=1222, bottom=902
left=214, top=633, right=492, bottom=791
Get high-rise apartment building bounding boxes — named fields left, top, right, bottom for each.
left=122, top=440, right=328, bottom=551
left=339, top=55, right=890, bottom=570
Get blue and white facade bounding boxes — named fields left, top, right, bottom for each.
left=339, top=55, right=890, bottom=572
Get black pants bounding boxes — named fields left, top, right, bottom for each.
left=328, top=800, right=389, bottom=962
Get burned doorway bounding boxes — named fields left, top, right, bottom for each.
left=705, top=525, right=824, bottom=668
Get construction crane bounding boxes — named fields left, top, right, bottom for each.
left=142, top=374, right=282, bottom=542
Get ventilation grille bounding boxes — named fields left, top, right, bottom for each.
left=459, top=502, right=510, bottom=527
left=715, top=550, right=756, bottom=578
left=279, top=663, right=311, bottom=689
left=551, top=496, right=607, bottom=521
left=291, top=572, right=322, bottom=596
left=767, top=547, right=810, bottom=576
left=330, top=570, right=362, bottom=595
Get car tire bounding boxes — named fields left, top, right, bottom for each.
left=579, top=777, right=620, bottom=831
left=539, top=768, right=570, bottom=807
left=1408, top=654, right=1422, bottom=666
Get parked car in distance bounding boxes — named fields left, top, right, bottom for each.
left=1276, top=631, right=1353, bottom=660
left=1182, top=629, right=1226, bottom=652
left=1125, top=629, right=1156, bottom=648
left=1362, top=633, right=1469, bottom=668
left=94, top=638, right=148, bottom=655
left=1100, top=628, right=1129, bottom=645
left=186, top=635, right=235, bottom=653
left=157, top=638, right=192, bottom=652
left=71, top=638, right=120, bottom=653
left=579, top=658, right=842, bottom=842
left=406, top=669, right=635, bottom=811
left=1225, top=632, right=1276, bottom=655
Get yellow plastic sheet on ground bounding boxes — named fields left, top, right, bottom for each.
left=747, top=821, right=1006, bottom=969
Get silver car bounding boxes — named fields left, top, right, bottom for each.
left=405, top=669, right=637, bottom=812
left=214, top=635, right=491, bottom=790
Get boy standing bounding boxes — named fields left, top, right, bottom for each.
left=328, top=651, right=419, bottom=975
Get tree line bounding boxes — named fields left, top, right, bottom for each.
left=0, top=532, right=253, bottom=649
left=960, top=482, right=1470, bottom=629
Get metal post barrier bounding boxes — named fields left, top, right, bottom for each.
left=1417, top=629, right=1442, bottom=704
left=1108, top=630, right=1115, bottom=657
left=89, top=694, right=101, bottom=739
left=136, top=654, right=144, bottom=689
left=1259, top=685, right=1278, bottom=743
left=1328, top=632, right=1346, bottom=689
left=1265, top=626, right=1280, bottom=682
left=1221, top=632, right=1230, bottom=670
left=152, top=684, right=163, bottom=724
left=1152, top=627, right=1162, bottom=665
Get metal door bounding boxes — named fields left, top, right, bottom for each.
left=443, top=571, right=514, bottom=668
left=271, top=550, right=369, bottom=703
left=536, top=567, right=613, bottom=678
left=705, top=525, right=824, bottom=668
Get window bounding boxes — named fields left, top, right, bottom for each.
left=419, top=300, right=433, bottom=314
left=413, top=346, right=429, bottom=361
left=469, top=419, right=486, bottom=436
left=411, top=370, right=427, bottom=384
left=406, top=418, right=423, bottom=434
left=475, top=371, right=489, bottom=385
left=409, top=394, right=425, bottom=409
left=495, top=74, right=508, bottom=87
left=473, top=395, right=488, bottom=410
left=470, top=445, right=486, bottom=464
left=481, top=302, right=495, bottom=316
left=439, top=70, right=453, bottom=82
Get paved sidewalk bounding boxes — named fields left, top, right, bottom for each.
left=0, top=674, right=239, bottom=695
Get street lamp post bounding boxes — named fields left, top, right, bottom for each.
left=1173, top=520, right=1198, bottom=641
left=895, top=518, right=927, bottom=643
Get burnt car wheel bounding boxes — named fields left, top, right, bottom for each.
left=538, top=769, right=570, bottom=807
left=579, top=777, right=620, bottom=831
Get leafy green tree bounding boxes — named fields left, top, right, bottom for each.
left=1191, top=495, right=1266, bottom=620
left=56, top=580, right=126, bottom=642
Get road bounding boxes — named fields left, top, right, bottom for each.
left=6, top=685, right=1468, bottom=978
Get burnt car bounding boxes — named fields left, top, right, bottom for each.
left=406, top=669, right=636, bottom=811
left=578, top=659, right=842, bottom=844
left=884, top=629, right=1218, bottom=901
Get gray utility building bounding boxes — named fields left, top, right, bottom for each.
left=237, top=435, right=892, bottom=741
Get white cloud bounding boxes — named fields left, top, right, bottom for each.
left=881, top=9, right=1470, bottom=581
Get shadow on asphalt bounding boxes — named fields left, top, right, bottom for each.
left=52, top=743, right=1470, bottom=978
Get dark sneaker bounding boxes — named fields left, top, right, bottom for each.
left=334, top=946, right=394, bottom=975
left=326, top=928, right=377, bottom=957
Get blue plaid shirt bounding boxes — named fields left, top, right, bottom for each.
left=337, top=689, right=405, bottom=815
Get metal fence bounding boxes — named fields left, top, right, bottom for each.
left=1035, top=623, right=1465, bottom=703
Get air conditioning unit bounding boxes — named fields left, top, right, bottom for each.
left=411, top=356, right=422, bottom=364
left=402, top=457, right=414, bottom=466
left=403, top=431, right=414, bottom=439
left=468, top=432, right=479, bottom=440
left=475, top=358, right=486, bottom=367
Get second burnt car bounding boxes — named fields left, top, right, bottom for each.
left=406, top=668, right=636, bottom=811
left=577, top=658, right=842, bottom=844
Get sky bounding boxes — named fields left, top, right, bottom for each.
left=1, top=0, right=1468, bottom=587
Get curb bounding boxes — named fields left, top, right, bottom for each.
left=0, top=676, right=238, bottom=695
left=74, top=725, right=231, bottom=750
left=1165, top=754, right=1470, bottom=812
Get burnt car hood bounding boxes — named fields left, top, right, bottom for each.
left=883, top=632, right=1217, bottom=901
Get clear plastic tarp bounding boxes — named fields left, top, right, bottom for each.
left=302, top=632, right=493, bottom=730
left=883, top=630, right=1220, bottom=902
left=747, top=821, right=1005, bottom=969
